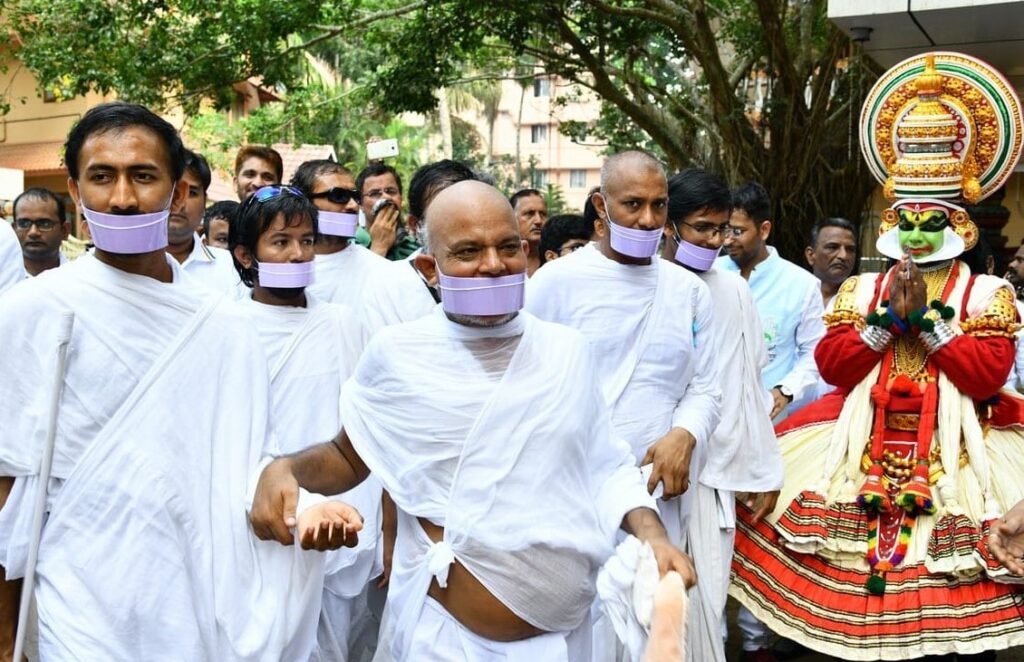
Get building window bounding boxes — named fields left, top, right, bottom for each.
left=533, top=78, right=551, bottom=98
left=569, top=169, right=587, bottom=189
left=530, top=124, right=548, bottom=144
left=532, top=170, right=549, bottom=188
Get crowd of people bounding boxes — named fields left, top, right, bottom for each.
left=2, top=49, right=1024, bottom=662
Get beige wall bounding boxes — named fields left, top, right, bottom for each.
left=457, top=76, right=605, bottom=207
left=0, top=57, right=113, bottom=146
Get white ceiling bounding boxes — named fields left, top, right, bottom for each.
left=829, top=0, right=1024, bottom=94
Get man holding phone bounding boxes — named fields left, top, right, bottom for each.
left=354, top=162, right=420, bottom=261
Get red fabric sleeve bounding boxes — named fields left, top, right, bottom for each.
left=930, top=334, right=1015, bottom=401
left=815, top=325, right=883, bottom=390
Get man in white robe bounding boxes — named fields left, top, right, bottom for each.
left=291, top=159, right=389, bottom=311
left=0, top=217, right=27, bottom=294
left=231, top=187, right=380, bottom=661
left=525, top=152, right=721, bottom=661
left=662, top=169, right=784, bottom=659
left=250, top=180, right=696, bottom=661
left=358, top=160, right=477, bottom=335
left=0, top=103, right=341, bottom=660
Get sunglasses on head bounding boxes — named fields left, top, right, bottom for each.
left=308, top=187, right=362, bottom=205
left=246, top=185, right=306, bottom=208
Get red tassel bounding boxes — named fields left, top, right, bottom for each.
left=896, top=463, right=936, bottom=515
left=857, top=463, right=892, bottom=513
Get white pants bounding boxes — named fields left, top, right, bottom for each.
left=403, top=597, right=590, bottom=661
left=737, top=606, right=770, bottom=652
left=313, top=585, right=381, bottom=662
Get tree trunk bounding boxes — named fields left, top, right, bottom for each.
left=437, top=86, right=453, bottom=159
left=515, top=82, right=527, bottom=187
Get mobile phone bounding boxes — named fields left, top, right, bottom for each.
left=366, top=138, right=399, bottom=161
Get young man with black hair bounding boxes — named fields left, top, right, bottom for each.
left=291, top=159, right=388, bottom=309
left=718, top=182, right=824, bottom=421
left=805, top=217, right=858, bottom=307
left=202, top=200, right=238, bottom=250
left=0, top=103, right=337, bottom=660
left=538, top=213, right=591, bottom=266
left=11, top=187, right=69, bottom=277
left=663, top=168, right=782, bottom=661
left=167, top=149, right=240, bottom=294
left=354, top=162, right=420, bottom=260
left=510, top=188, right=548, bottom=275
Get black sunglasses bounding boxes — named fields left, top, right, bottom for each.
left=309, top=187, right=362, bottom=205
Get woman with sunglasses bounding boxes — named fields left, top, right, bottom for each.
left=230, top=185, right=379, bottom=661
left=290, top=160, right=389, bottom=310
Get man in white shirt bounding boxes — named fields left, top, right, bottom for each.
left=165, top=149, right=241, bottom=295
left=718, top=182, right=824, bottom=419
left=10, top=188, right=69, bottom=277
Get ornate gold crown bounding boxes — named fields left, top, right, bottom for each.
left=861, top=52, right=1023, bottom=206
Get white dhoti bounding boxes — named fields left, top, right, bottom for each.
left=340, top=308, right=655, bottom=661
left=526, top=245, right=722, bottom=661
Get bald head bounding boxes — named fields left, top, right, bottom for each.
left=422, top=180, right=517, bottom=255
left=600, top=151, right=665, bottom=193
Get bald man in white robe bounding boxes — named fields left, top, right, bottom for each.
left=250, top=180, right=696, bottom=661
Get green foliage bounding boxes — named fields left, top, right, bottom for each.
left=2, top=0, right=879, bottom=261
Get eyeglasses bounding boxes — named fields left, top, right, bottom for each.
left=558, top=241, right=588, bottom=255
left=309, top=187, right=361, bottom=205
left=364, top=187, right=400, bottom=200
left=245, top=185, right=305, bottom=208
left=14, top=218, right=61, bottom=231
left=679, top=221, right=739, bottom=238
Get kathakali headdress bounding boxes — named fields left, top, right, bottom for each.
left=860, top=52, right=1024, bottom=262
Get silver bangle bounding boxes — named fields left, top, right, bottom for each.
left=919, top=320, right=955, bottom=354
left=860, top=325, right=894, bottom=352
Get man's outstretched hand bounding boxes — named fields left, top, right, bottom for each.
left=297, top=501, right=364, bottom=551
left=988, top=499, right=1024, bottom=577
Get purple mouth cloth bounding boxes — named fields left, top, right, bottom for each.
left=257, top=260, right=316, bottom=288
left=317, top=211, right=359, bottom=238
left=608, top=221, right=662, bottom=258
left=437, top=272, right=526, bottom=316
left=675, top=240, right=721, bottom=271
left=81, top=205, right=169, bottom=254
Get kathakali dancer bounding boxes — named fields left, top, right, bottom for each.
left=730, top=52, right=1024, bottom=660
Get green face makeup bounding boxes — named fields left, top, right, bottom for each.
left=897, top=209, right=947, bottom=259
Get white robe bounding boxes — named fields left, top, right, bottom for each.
left=307, top=243, right=389, bottom=310
left=525, top=245, right=722, bottom=661
left=0, top=254, right=324, bottom=660
left=687, top=267, right=782, bottom=656
left=358, top=257, right=437, bottom=335
left=339, top=308, right=656, bottom=661
left=178, top=232, right=243, bottom=296
left=240, top=295, right=382, bottom=661
left=0, top=219, right=27, bottom=294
